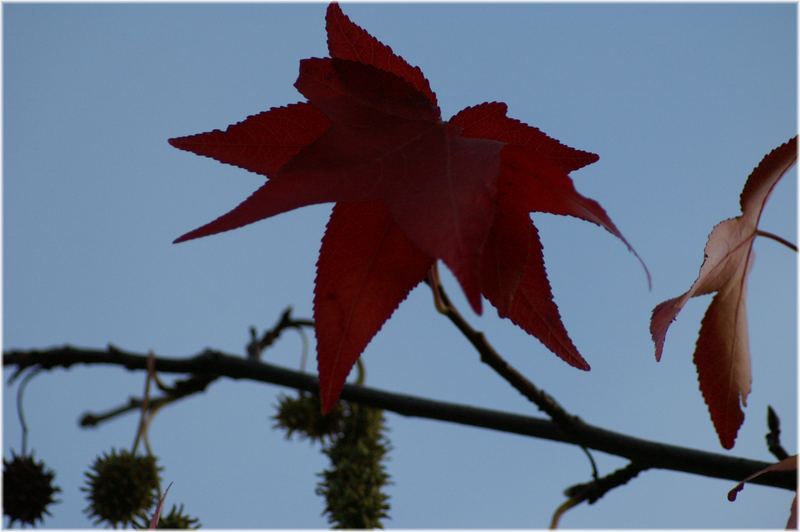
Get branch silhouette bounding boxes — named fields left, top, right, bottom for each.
left=4, top=345, right=794, bottom=492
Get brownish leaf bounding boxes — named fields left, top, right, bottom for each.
left=650, top=136, right=797, bottom=448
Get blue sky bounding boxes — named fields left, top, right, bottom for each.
left=3, top=2, right=797, bottom=528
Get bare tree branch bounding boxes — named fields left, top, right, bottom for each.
left=551, top=462, right=647, bottom=528
left=3, top=345, right=795, bottom=491
left=564, top=461, right=647, bottom=505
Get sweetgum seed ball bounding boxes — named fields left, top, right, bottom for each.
left=3, top=452, right=60, bottom=526
left=83, top=449, right=161, bottom=527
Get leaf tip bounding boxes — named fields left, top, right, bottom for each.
left=650, top=296, right=683, bottom=362
left=167, top=135, right=191, bottom=151
left=326, top=1, right=343, bottom=19
left=173, top=227, right=202, bottom=244
left=713, top=413, right=743, bottom=450
left=319, top=397, right=335, bottom=416
left=318, top=378, right=341, bottom=416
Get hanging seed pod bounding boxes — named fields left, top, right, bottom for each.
left=316, top=403, right=391, bottom=529
left=273, top=393, right=344, bottom=443
left=82, top=448, right=161, bottom=527
left=3, top=452, right=60, bottom=526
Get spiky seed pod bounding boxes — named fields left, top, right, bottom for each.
left=134, top=503, right=201, bottom=529
left=3, top=452, right=60, bottom=526
left=273, top=393, right=344, bottom=442
left=82, top=449, right=161, bottom=527
left=316, top=403, right=391, bottom=529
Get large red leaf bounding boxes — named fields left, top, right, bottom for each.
left=170, top=3, right=645, bottom=410
left=176, top=57, right=501, bottom=313
left=650, top=136, right=797, bottom=448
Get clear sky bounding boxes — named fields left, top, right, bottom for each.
left=3, top=2, right=797, bottom=528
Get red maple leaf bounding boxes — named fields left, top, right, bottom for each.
left=170, top=3, right=646, bottom=412
left=650, top=136, right=797, bottom=449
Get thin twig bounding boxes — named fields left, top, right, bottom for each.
left=563, top=461, right=647, bottom=504
left=80, top=375, right=217, bottom=428
left=424, top=272, right=583, bottom=431
left=2, top=345, right=795, bottom=491
left=247, top=307, right=315, bottom=360
left=80, top=397, right=143, bottom=428
left=425, top=270, right=603, bottom=491
left=756, top=229, right=798, bottom=252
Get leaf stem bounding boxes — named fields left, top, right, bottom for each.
left=427, top=265, right=450, bottom=314
left=131, top=351, right=156, bottom=455
left=550, top=497, right=580, bottom=529
left=298, top=327, right=309, bottom=374
left=756, top=229, right=798, bottom=252
left=16, top=368, right=43, bottom=455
